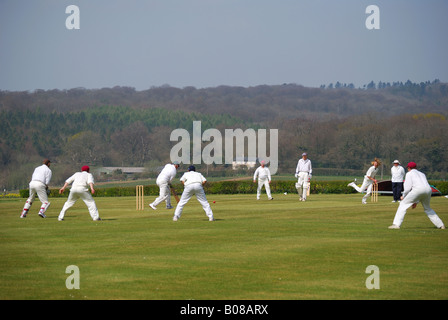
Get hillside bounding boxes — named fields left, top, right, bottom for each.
left=1, top=80, right=447, bottom=122
left=1, top=80, right=447, bottom=189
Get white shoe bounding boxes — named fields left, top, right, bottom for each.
left=173, top=216, right=178, bottom=221
left=149, top=203, right=157, bottom=210
left=93, top=217, right=102, bottom=221
left=38, top=212, right=46, bottom=218
left=362, top=201, right=367, bottom=205
left=347, top=182, right=355, bottom=187
left=388, top=224, right=400, bottom=229
left=20, top=213, right=27, bottom=218
left=391, top=200, right=396, bottom=203
left=439, top=225, right=445, bottom=229
left=209, top=217, right=215, bottom=221
left=58, top=218, right=64, bottom=221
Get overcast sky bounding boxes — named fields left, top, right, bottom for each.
left=1, top=0, right=447, bottom=91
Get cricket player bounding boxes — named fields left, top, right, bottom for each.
left=295, top=153, right=312, bottom=201
left=149, top=161, right=179, bottom=210
left=389, top=162, right=445, bottom=229
left=347, top=158, right=381, bottom=204
left=173, top=166, right=214, bottom=222
left=253, top=160, right=273, bottom=200
left=58, top=166, right=101, bottom=221
left=20, top=159, right=52, bottom=218
left=391, top=160, right=405, bottom=202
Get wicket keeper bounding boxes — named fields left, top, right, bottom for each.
left=173, top=166, right=214, bottom=222
left=20, top=159, right=52, bottom=218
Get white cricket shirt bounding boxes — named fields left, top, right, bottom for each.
left=253, top=166, right=271, bottom=181
left=365, top=166, right=379, bottom=179
left=180, top=171, right=206, bottom=186
left=157, top=164, right=177, bottom=184
left=30, top=164, right=52, bottom=185
left=402, top=169, right=431, bottom=198
left=391, top=165, right=405, bottom=182
left=295, top=159, right=312, bottom=175
left=66, top=171, right=95, bottom=191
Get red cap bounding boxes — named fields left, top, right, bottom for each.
left=407, top=162, right=417, bottom=169
left=82, top=165, right=90, bottom=172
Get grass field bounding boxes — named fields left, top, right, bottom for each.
left=0, top=193, right=447, bottom=300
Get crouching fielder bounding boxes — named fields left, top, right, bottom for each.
left=58, top=166, right=101, bottom=221
left=173, top=166, right=214, bottom=222
left=389, top=162, right=445, bottom=229
left=348, top=158, right=380, bottom=204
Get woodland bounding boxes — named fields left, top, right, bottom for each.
left=1, top=79, right=447, bottom=189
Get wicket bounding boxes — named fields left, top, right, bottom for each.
left=371, top=182, right=378, bottom=202
left=136, top=185, right=144, bottom=210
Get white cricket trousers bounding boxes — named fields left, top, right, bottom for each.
left=59, top=188, right=100, bottom=220
left=296, top=172, right=309, bottom=200
left=392, top=187, right=444, bottom=228
left=257, top=178, right=272, bottom=199
left=174, top=183, right=214, bottom=220
left=351, top=178, right=373, bottom=203
left=22, top=181, right=50, bottom=216
left=151, top=180, right=172, bottom=208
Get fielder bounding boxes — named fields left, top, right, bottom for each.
left=58, top=166, right=101, bottom=221
left=389, top=162, right=445, bottom=229
left=20, top=159, right=52, bottom=218
left=173, top=166, right=214, bottom=222
left=347, top=158, right=381, bottom=204
left=253, top=160, right=273, bottom=200
left=295, top=153, right=312, bottom=201
left=149, top=161, right=179, bottom=210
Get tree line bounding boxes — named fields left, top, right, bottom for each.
left=0, top=81, right=447, bottom=190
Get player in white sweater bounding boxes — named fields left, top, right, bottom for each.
left=253, top=160, right=273, bottom=200
left=20, top=159, right=52, bottom=218
left=149, top=162, right=179, bottom=210
left=295, top=153, right=312, bottom=201
left=173, top=166, right=214, bottom=222
left=58, top=165, right=101, bottom=221
left=389, top=162, right=445, bottom=229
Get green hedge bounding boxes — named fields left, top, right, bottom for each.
left=19, top=180, right=448, bottom=198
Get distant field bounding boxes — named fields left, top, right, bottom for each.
left=1, top=193, right=447, bottom=300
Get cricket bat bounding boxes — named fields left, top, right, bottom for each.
left=170, top=186, right=180, bottom=203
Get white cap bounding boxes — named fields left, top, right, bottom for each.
left=393, top=160, right=400, bottom=164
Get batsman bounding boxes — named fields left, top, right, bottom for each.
left=149, top=161, right=179, bottom=210
left=295, top=152, right=312, bottom=201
